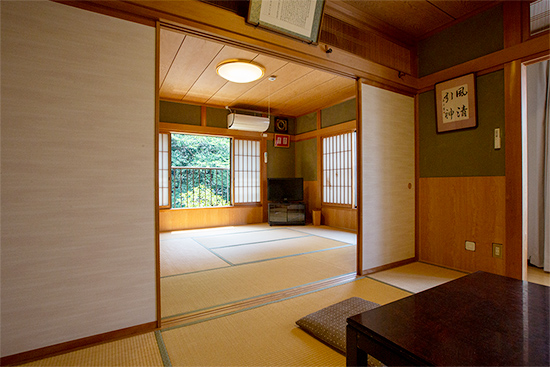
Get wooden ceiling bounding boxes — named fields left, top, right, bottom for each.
left=326, top=0, right=496, bottom=41
left=159, top=28, right=356, bottom=118
left=159, top=1, right=498, bottom=118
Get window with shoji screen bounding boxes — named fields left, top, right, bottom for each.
left=530, top=0, right=549, bottom=35
left=234, top=139, right=261, bottom=203
left=323, top=131, right=357, bottom=206
left=159, top=133, right=170, bottom=207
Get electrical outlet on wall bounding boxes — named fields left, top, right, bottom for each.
left=493, top=243, right=503, bottom=258
left=465, top=241, right=476, bottom=251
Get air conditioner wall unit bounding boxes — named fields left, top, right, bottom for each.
left=227, top=113, right=269, bottom=132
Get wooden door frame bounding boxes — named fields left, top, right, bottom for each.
left=516, top=54, right=550, bottom=280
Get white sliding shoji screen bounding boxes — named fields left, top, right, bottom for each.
left=530, top=0, right=550, bottom=35
left=234, top=139, right=261, bottom=203
left=159, top=133, right=170, bottom=207
left=323, top=131, right=357, bottom=206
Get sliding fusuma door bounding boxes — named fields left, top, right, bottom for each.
left=359, top=82, right=415, bottom=273
left=1, top=1, right=156, bottom=358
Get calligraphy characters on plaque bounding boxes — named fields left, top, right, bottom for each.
left=435, top=73, right=477, bottom=133
left=441, top=84, right=469, bottom=123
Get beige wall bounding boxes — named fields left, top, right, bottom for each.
left=1, top=1, right=156, bottom=357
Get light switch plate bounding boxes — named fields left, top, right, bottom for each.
left=465, top=241, right=476, bottom=251
left=494, top=128, right=501, bottom=150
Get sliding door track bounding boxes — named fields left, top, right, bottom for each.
left=161, top=273, right=359, bottom=330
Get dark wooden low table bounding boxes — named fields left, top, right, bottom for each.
left=346, top=271, right=549, bottom=366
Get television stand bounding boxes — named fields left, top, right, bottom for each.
left=268, top=202, right=306, bottom=226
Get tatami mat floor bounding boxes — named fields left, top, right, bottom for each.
left=160, top=224, right=357, bottom=320
left=160, top=276, right=410, bottom=367
left=368, top=261, right=467, bottom=293
left=20, top=224, right=549, bottom=366
left=21, top=332, right=164, bottom=367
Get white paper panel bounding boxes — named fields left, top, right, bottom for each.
left=1, top=1, right=156, bottom=356
left=360, top=83, right=415, bottom=271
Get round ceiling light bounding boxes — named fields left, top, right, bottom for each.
left=216, top=60, right=265, bottom=83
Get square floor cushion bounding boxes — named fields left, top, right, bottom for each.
left=296, top=297, right=380, bottom=353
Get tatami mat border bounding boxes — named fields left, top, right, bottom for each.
left=203, top=245, right=234, bottom=266
left=162, top=226, right=356, bottom=245
left=154, top=330, right=172, bottom=367
left=162, top=227, right=293, bottom=241
left=418, top=261, right=470, bottom=274
left=161, top=264, right=231, bottom=279
left=365, top=276, right=415, bottom=294
left=214, top=244, right=355, bottom=267
left=283, top=228, right=357, bottom=244
left=195, top=234, right=313, bottom=249
left=161, top=244, right=356, bottom=279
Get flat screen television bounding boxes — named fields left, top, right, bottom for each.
left=267, top=178, right=304, bottom=202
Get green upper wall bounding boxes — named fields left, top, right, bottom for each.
left=267, top=140, right=295, bottom=178
left=417, top=4, right=503, bottom=77
left=160, top=102, right=297, bottom=133
left=295, top=98, right=356, bottom=134
left=206, top=107, right=227, bottom=128
left=295, top=138, right=317, bottom=181
left=160, top=101, right=201, bottom=125
left=296, top=112, right=317, bottom=134
left=320, top=98, right=356, bottom=128
left=418, top=4, right=507, bottom=177
left=419, top=70, right=505, bottom=177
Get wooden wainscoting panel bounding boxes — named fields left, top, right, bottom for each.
left=159, top=206, right=263, bottom=231
left=303, top=181, right=321, bottom=223
left=419, top=176, right=506, bottom=275
left=321, top=206, right=358, bottom=231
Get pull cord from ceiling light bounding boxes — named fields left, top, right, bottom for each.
left=268, top=75, right=276, bottom=121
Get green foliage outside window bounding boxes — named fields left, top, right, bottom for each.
left=171, top=134, right=231, bottom=208
left=173, top=184, right=231, bottom=208
left=171, top=134, right=230, bottom=168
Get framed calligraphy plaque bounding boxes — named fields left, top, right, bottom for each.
left=247, top=0, right=325, bottom=44
left=435, top=73, right=477, bottom=133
